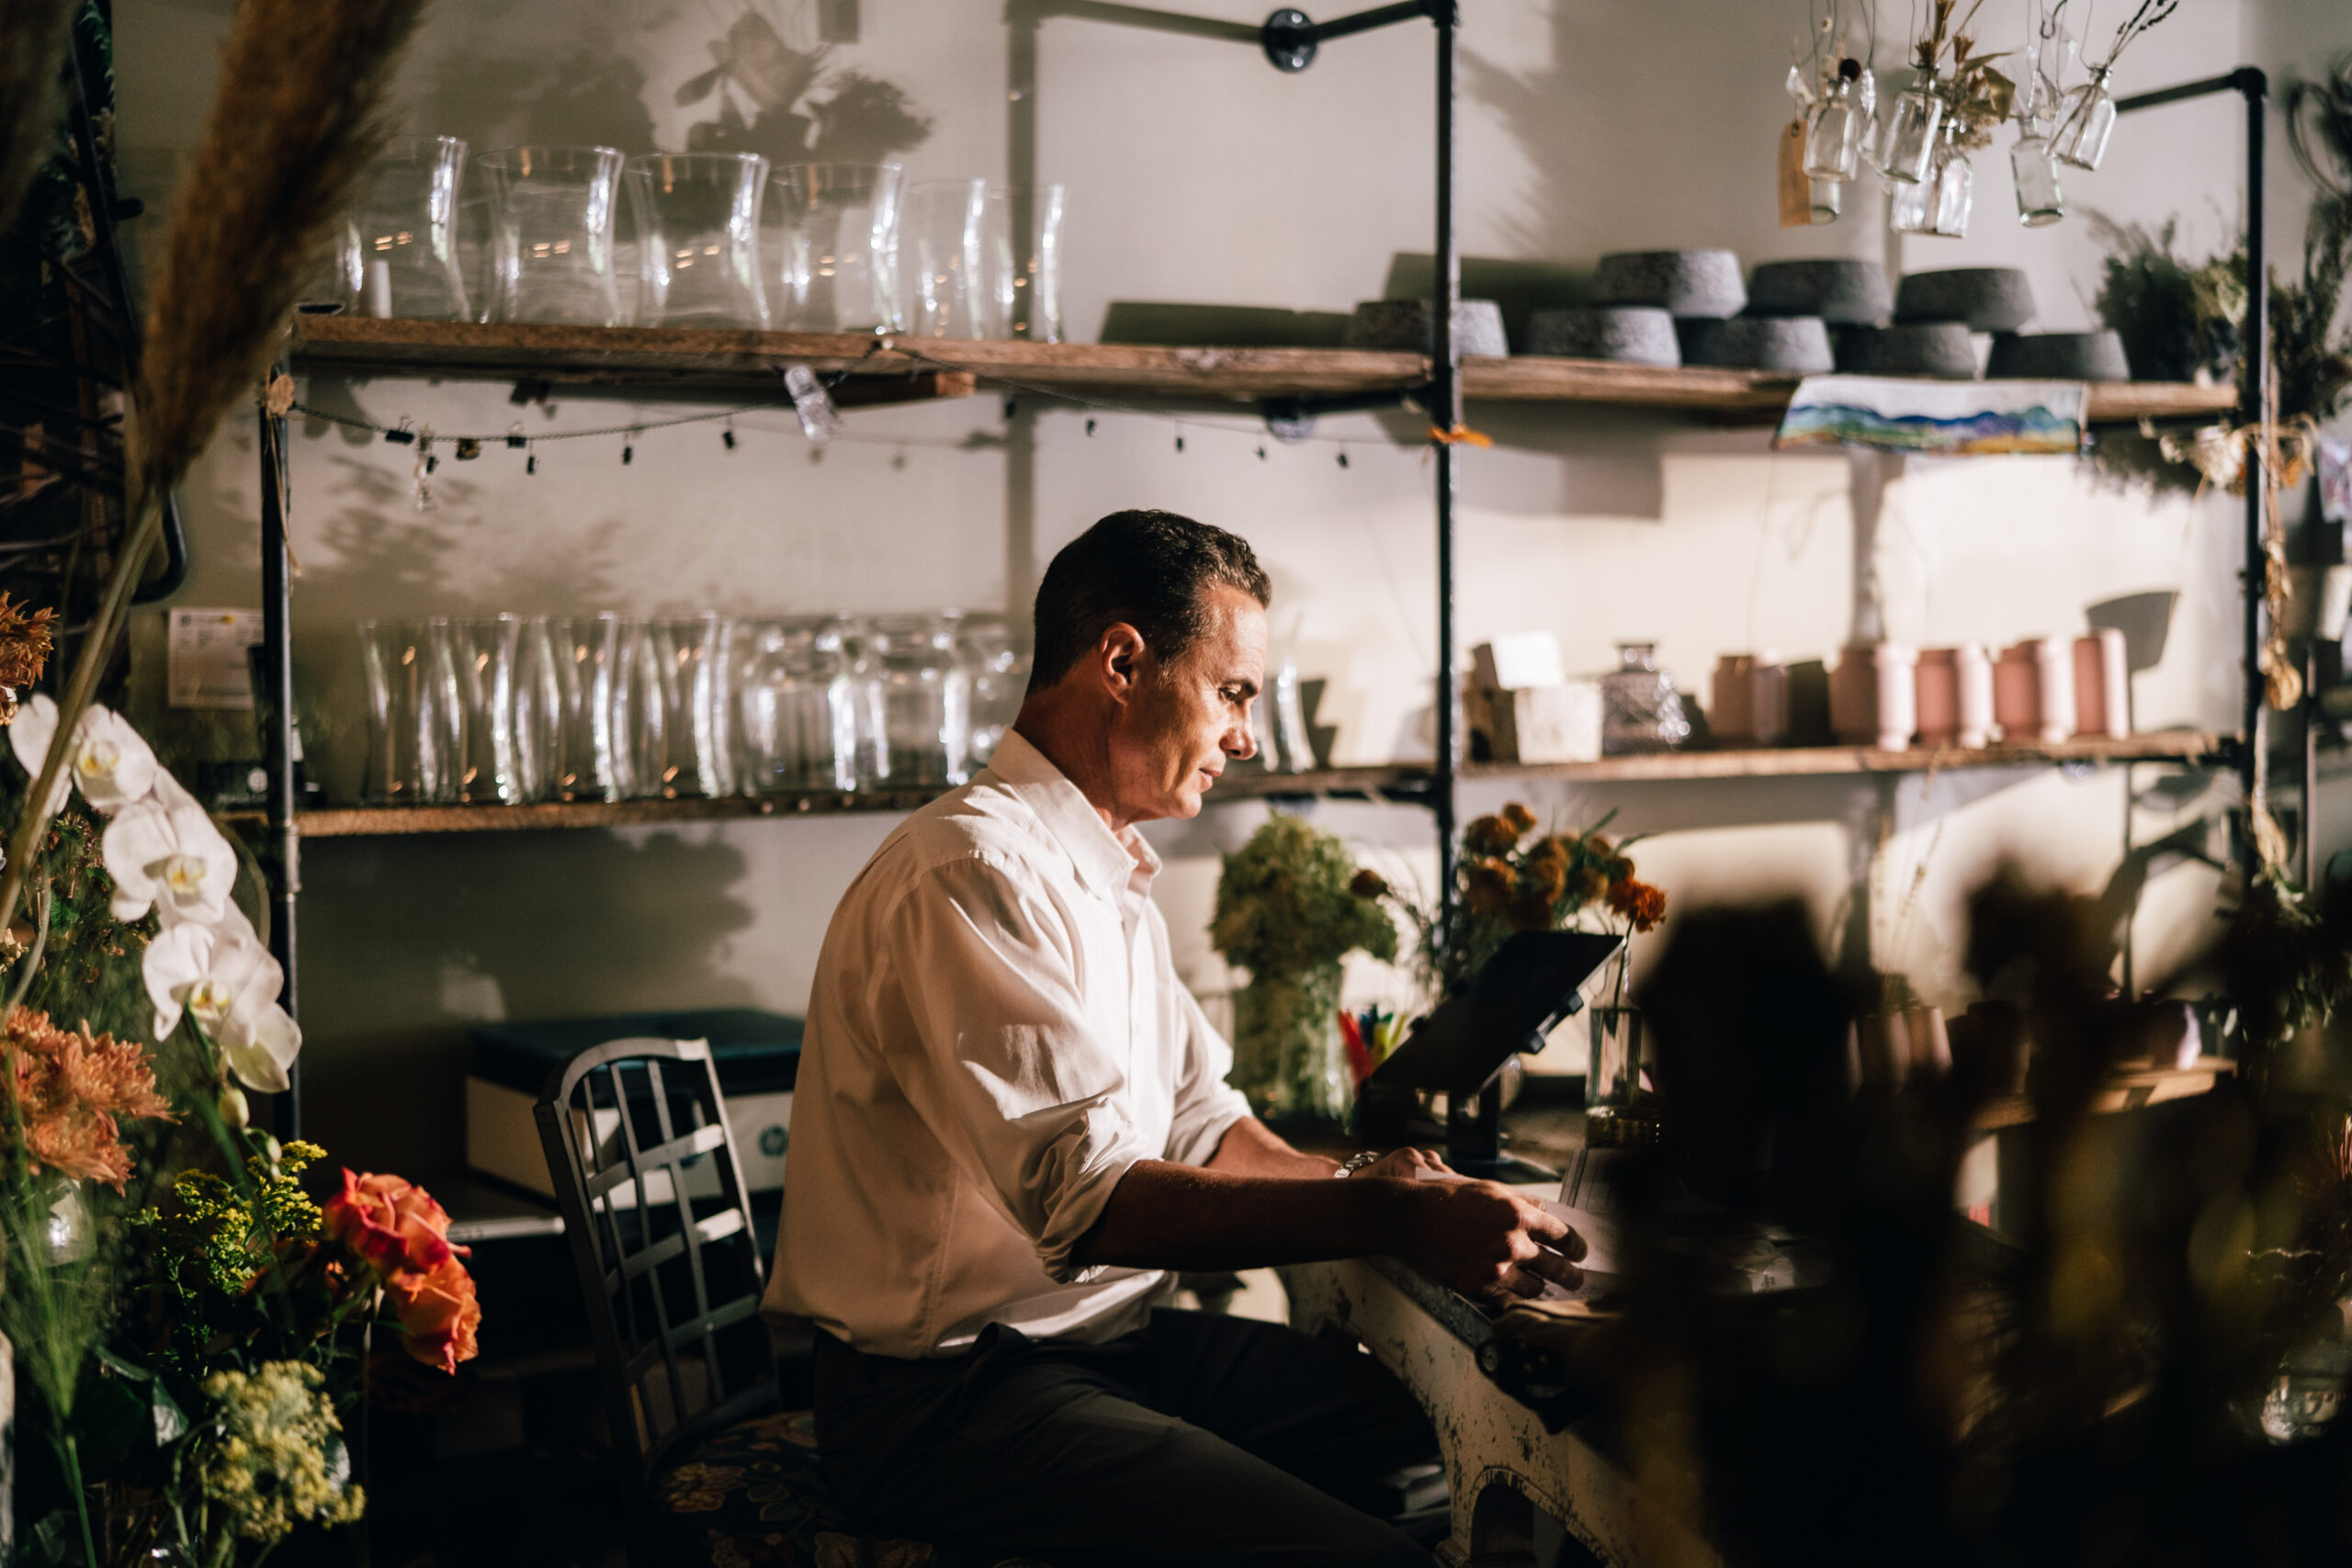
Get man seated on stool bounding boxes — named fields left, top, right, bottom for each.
left=764, top=510, right=1584, bottom=1568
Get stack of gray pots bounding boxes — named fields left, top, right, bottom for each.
left=1524, top=249, right=1748, bottom=368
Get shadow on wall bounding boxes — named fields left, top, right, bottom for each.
left=298, top=828, right=760, bottom=1175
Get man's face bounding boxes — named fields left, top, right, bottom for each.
left=1111, top=585, right=1266, bottom=822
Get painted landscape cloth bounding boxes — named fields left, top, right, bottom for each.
left=1774, top=375, right=2089, bottom=457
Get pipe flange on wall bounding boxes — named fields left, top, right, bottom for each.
left=1261, top=8, right=1317, bottom=71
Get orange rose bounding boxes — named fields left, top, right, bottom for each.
left=389, top=1253, right=482, bottom=1374
left=322, top=1169, right=463, bottom=1278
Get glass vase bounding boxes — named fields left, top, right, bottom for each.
left=956, top=614, right=1030, bottom=768
left=1227, top=961, right=1350, bottom=1128
left=772, top=162, right=906, bottom=333
left=736, top=617, right=858, bottom=794
left=627, top=152, right=770, bottom=329
left=980, top=183, right=1065, bottom=342
left=338, top=136, right=472, bottom=320
left=899, top=178, right=987, bottom=338
left=1890, top=171, right=1936, bottom=233
left=1875, top=78, right=1944, bottom=184
left=2053, top=66, right=2118, bottom=170
left=1929, top=147, right=1975, bottom=238
left=852, top=615, right=970, bottom=789
left=477, top=146, right=628, bottom=326
left=2011, top=133, right=2065, bottom=227
left=452, top=615, right=524, bottom=805
left=1600, top=642, right=1690, bottom=755
left=1585, top=1005, right=1661, bottom=1148
left=358, top=618, right=463, bottom=804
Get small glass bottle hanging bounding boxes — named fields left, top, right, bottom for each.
left=1890, top=165, right=1936, bottom=234
left=1876, top=72, right=1945, bottom=185
left=1810, top=175, right=1843, bottom=225
left=1804, top=65, right=1869, bottom=183
left=2010, top=131, right=2065, bottom=227
left=2053, top=65, right=2118, bottom=170
left=1930, top=137, right=1975, bottom=238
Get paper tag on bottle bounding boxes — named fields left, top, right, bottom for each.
left=784, top=365, right=842, bottom=446
left=1779, top=118, right=1813, bottom=228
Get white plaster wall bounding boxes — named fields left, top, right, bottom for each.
left=110, top=0, right=2348, bottom=1170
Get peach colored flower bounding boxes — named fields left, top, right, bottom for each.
left=389, top=1253, right=481, bottom=1374
left=322, top=1169, right=459, bottom=1278
left=5, top=1008, right=173, bottom=1190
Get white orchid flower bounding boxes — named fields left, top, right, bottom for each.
left=9, top=696, right=159, bottom=813
left=143, top=908, right=301, bottom=1091
left=103, top=793, right=237, bottom=925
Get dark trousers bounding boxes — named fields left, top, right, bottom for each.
left=813, top=1306, right=1442, bottom=1568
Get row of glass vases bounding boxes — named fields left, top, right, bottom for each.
left=337, top=136, right=1064, bottom=338
left=357, top=613, right=1031, bottom=807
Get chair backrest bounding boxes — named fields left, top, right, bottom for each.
left=536, top=1036, right=776, bottom=1483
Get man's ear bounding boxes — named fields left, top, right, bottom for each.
left=1097, top=622, right=1148, bottom=702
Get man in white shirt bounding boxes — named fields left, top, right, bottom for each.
left=766, top=510, right=1583, bottom=1566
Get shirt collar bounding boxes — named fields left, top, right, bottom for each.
left=983, top=730, right=1160, bottom=898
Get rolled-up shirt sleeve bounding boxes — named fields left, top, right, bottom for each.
left=1164, top=982, right=1254, bottom=1168
left=883, top=853, right=1147, bottom=1284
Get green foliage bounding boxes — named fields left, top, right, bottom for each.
left=1210, top=814, right=1397, bottom=980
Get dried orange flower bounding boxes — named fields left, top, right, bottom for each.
left=1462, top=815, right=1520, bottom=857
left=6, top=1007, right=175, bottom=1190
left=1499, top=802, right=1537, bottom=836
left=1349, top=868, right=1391, bottom=900
left=1608, top=877, right=1668, bottom=933
left=1464, top=858, right=1516, bottom=918
left=0, top=593, right=56, bottom=697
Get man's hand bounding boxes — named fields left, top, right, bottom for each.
left=1351, top=1146, right=1453, bottom=1182
left=1388, top=1177, right=1586, bottom=1307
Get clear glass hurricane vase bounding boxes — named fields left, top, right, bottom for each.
left=1227, top=962, right=1351, bottom=1128
left=339, top=136, right=472, bottom=320
left=899, top=178, right=987, bottom=338
left=477, top=146, right=628, bottom=326
left=627, top=152, right=771, bottom=329
left=359, top=618, right=464, bottom=804
left=772, top=162, right=907, bottom=333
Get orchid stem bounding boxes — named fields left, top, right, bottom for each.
left=62, top=1431, right=99, bottom=1568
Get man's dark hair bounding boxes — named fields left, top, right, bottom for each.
left=1027, top=510, right=1271, bottom=691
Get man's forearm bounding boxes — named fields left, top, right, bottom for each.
left=1201, top=1114, right=1341, bottom=1180
left=1071, top=1160, right=1397, bottom=1273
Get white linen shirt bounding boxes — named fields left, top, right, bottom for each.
left=763, top=730, right=1255, bottom=1359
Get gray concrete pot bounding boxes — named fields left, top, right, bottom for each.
left=1593, top=250, right=1747, bottom=318
left=1343, top=299, right=1510, bottom=357
left=1525, top=306, right=1680, bottom=366
left=1679, top=315, right=1836, bottom=374
left=1836, top=321, right=1981, bottom=379
left=1894, top=267, right=2036, bottom=333
left=1985, top=330, right=2132, bottom=380
left=1747, top=258, right=1892, bottom=325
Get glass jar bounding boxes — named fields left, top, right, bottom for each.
left=1585, top=1005, right=1662, bottom=1147
left=852, top=615, right=970, bottom=789
left=956, top=614, right=1031, bottom=768
left=1929, top=140, right=1975, bottom=238
left=1875, top=74, right=1945, bottom=185
left=2010, top=133, right=2065, bottom=227
left=2053, top=65, right=2118, bottom=170
left=736, top=617, right=857, bottom=794
left=1804, top=74, right=1868, bottom=183
left=1600, top=642, right=1690, bottom=755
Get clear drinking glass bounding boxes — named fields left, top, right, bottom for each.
left=358, top=618, right=464, bottom=804
left=853, top=614, right=970, bottom=789
left=2054, top=66, right=2118, bottom=170
left=956, top=614, right=1030, bottom=767
left=736, top=617, right=858, bottom=793
left=477, top=146, right=628, bottom=326
left=513, top=615, right=565, bottom=802
left=772, top=163, right=906, bottom=333
left=980, top=183, right=1064, bottom=342
left=899, top=178, right=987, bottom=338
left=338, top=136, right=472, bottom=320
left=1600, top=642, right=1690, bottom=755
left=627, top=152, right=770, bottom=329
left=1804, top=77, right=1868, bottom=182
left=453, top=615, right=524, bottom=805
left=2011, top=133, right=2065, bottom=227
left=1876, top=78, right=1945, bottom=185
left=1930, top=142, right=1975, bottom=238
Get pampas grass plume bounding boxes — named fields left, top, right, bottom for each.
left=133, top=0, right=428, bottom=497
left=0, top=0, right=81, bottom=238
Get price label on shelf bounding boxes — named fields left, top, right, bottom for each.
left=167, top=608, right=264, bottom=710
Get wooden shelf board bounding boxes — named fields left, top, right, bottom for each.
left=266, top=730, right=2223, bottom=839
left=1974, top=1057, right=2235, bottom=1132
left=286, top=318, right=2236, bottom=423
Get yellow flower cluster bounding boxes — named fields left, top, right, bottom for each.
left=155, top=1141, right=328, bottom=1294
left=198, top=1361, right=366, bottom=1543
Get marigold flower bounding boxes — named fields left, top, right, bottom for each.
left=1499, top=802, right=1538, bottom=836
left=1573, top=864, right=1609, bottom=904
left=1522, top=854, right=1568, bottom=904
left=1462, top=814, right=1524, bottom=857
left=1608, top=877, right=1668, bottom=933
left=1464, top=858, right=1516, bottom=917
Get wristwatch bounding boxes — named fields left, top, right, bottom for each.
left=1333, top=1151, right=1381, bottom=1179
